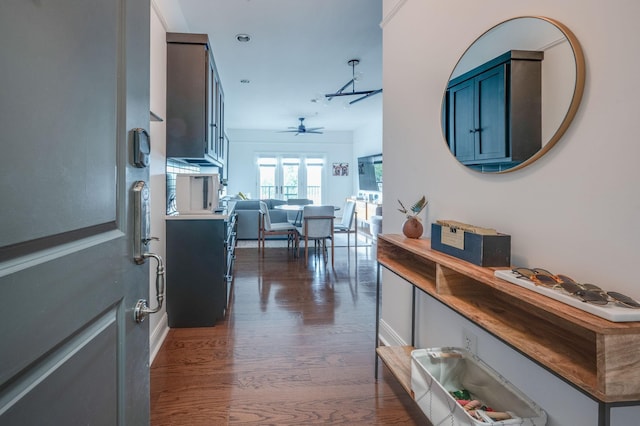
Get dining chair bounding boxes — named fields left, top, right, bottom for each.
left=258, top=201, right=299, bottom=257
left=297, top=205, right=335, bottom=266
left=333, top=200, right=357, bottom=249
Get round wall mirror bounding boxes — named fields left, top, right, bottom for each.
left=441, top=16, right=585, bottom=173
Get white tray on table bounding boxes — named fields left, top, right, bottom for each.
left=494, top=270, right=640, bottom=322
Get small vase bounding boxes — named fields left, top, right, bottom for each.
left=402, top=217, right=423, bottom=239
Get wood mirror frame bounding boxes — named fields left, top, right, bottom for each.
left=441, top=16, right=586, bottom=173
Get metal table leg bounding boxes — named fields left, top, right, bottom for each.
left=375, top=262, right=381, bottom=379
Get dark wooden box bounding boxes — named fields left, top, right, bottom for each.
left=431, top=223, right=511, bottom=267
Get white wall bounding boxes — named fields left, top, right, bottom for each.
left=148, top=0, right=191, bottom=364
left=227, top=129, right=355, bottom=207
left=353, top=114, right=382, bottom=158
left=381, top=0, right=640, bottom=424
left=148, top=2, right=169, bottom=363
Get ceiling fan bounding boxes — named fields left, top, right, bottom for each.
left=325, top=59, right=382, bottom=105
left=279, top=117, right=324, bottom=135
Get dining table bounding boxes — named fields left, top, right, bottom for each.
left=273, top=204, right=339, bottom=226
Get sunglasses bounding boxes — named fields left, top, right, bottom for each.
left=579, top=283, right=640, bottom=309
left=532, top=268, right=577, bottom=284
left=559, top=282, right=640, bottom=308
left=512, top=267, right=575, bottom=288
left=553, top=281, right=609, bottom=305
left=512, top=267, right=640, bottom=309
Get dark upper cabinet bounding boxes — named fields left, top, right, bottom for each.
left=445, top=50, right=543, bottom=170
left=167, top=32, right=225, bottom=166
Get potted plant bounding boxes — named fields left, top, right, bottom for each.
left=398, top=195, right=428, bottom=238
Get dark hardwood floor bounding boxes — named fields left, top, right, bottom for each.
left=150, top=238, right=429, bottom=425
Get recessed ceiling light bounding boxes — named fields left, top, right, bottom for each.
left=240, top=79, right=250, bottom=84
left=236, top=34, right=251, bottom=43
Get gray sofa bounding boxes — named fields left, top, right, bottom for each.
left=230, top=199, right=288, bottom=240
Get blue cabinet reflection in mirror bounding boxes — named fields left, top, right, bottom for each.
left=441, top=16, right=586, bottom=174
left=445, top=50, right=543, bottom=171
left=357, top=154, right=382, bottom=192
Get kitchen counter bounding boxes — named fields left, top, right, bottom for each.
left=166, top=213, right=228, bottom=220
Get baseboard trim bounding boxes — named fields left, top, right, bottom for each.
left=149, top=312, right=169, bottom=365
left=378, top=318, right=408, bottom=347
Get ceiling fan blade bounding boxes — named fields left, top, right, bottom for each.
left=277, top=118, right=324, bottom=134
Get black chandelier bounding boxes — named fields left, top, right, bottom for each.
left=324, top=59, right=382, bottom=105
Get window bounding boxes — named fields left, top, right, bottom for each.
left=257, top=157, right=277, bottom=199
left=305, top=157, right=324, bottom=204
left=256, top=155, right=324, bottom=202
left=281, top=157, right=300, bottom=199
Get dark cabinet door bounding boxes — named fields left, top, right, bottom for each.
left=166, top=219, right=227, bottom=327
left=216, top=78, right=225, bottom=161
left=166, top=40, right=208, bottom=159
left=448, top=78, right=476, bottom=162
left=448, top=65, right=506, bottom=163
left=475, top=65, right=506, bottom=161
left=207, top=57, right=219, bottom=159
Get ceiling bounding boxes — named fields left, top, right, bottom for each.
left=171, top=0, right=383, bottom=133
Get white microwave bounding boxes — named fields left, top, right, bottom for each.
left=175, top=173, right=220, bottom=214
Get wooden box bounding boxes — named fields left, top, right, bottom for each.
left=431, top=223, right=510, bottom=267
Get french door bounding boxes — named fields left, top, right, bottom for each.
left=257, top=155, right=324, bottom=203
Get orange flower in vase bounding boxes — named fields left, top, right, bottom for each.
left=398, top=195, right=427, bottom=238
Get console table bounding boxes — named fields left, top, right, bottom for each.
left=375, top=234, right=640, bottom=425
